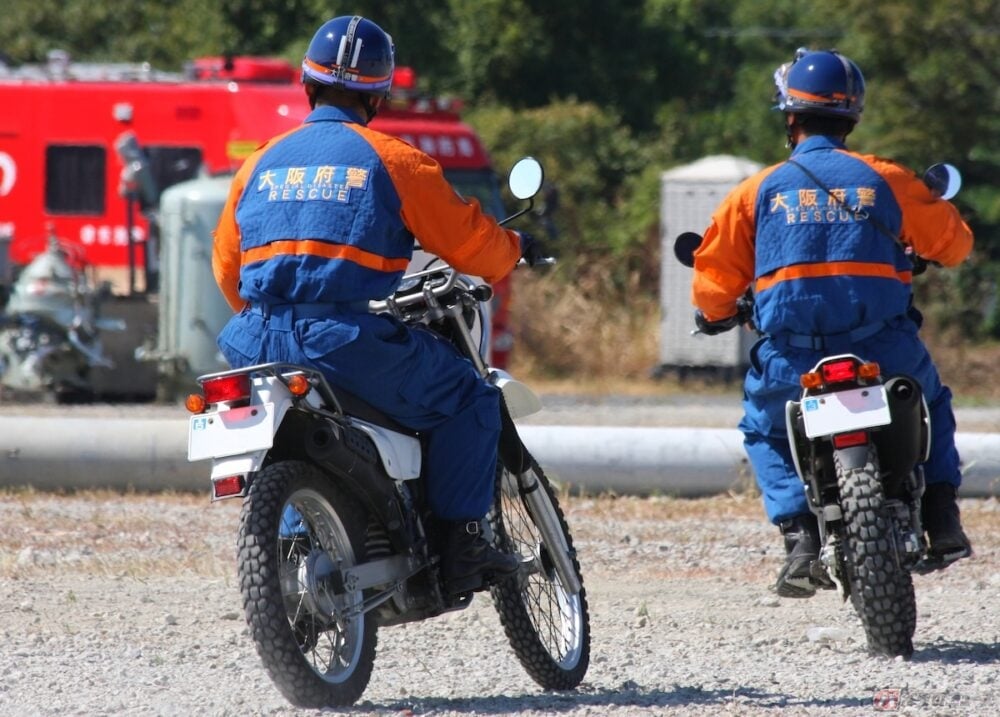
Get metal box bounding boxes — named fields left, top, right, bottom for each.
left=658, top=155, right=763, bottom=376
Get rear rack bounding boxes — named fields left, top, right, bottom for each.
left=196, top=362, right=344, bottom=415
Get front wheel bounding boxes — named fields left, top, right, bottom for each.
left=238, top=460, right=377, bottom=708
left=838, top=446, right=917, bottom=657
left=490, top=458, right=590, bottom=689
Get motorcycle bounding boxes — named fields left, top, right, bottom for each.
left=0, top=226, right=122, bottom=401
left=185, top=157, right=590, bottom=707
left=674, top=164, right=962, bottom=658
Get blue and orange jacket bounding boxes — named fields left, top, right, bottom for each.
left=213, top=105, right=521, bottom=312
left=692, top=135, right=973, bottom=337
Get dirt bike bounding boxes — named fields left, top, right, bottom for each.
left=674, top=163, right=962, bottom=658
left=185, top=157, right=590, bottom=708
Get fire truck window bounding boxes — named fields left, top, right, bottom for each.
left=145, top=146, right=204, bottom=194
left=45, top=145, right=106, bottom=215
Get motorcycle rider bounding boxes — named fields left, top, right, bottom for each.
left=690, top=48, right=974, bottom=597
left=212, top=15, right=541, bottom=595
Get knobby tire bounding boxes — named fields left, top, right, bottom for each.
left=837, top=447, right=917, bottom=657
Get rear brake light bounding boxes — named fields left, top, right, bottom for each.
left=833, top=431, right=868, bottom=448
left=212, top=475, right=246, bottom=499
left=821, top=359, right=857, bottom=383
left=202, top=374, right=251, bottom=403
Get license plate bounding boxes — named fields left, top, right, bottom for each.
left=800, top=385, right=890, bottom=439
left=188, top=403, right=275, bottom=461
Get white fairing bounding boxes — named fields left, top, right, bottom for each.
left=492, top=369, right=543, bottom=418
left=349, top=419, right=422, bottom=480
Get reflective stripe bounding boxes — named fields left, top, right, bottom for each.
left=755, top=261, right=912, bottom=293
left=242, top=240, right=410, bottom=273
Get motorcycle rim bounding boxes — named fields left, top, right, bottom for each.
left=238, top=459, right=377, bottom=707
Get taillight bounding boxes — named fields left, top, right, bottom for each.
left=833, top=431, right=869, bottom=448
left=821, top=359, right=857, bottom=383
left=202, top=374, right=251, bottom=404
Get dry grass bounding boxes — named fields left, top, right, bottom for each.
left=507, top=269, right=660, bottom=382
left=508, top=269, right=1000, bottom=403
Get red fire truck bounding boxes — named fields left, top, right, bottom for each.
left=0, top=53, right=514, bottom=375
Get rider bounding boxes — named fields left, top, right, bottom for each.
left=212, top=15, right=540, bottom=595
left=690, top=48, right=974, bottom=597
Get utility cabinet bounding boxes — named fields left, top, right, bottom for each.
left=658, top=155, right=763, bottom=377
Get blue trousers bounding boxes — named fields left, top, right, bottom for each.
left=218, top=305, right=501, bottom=521
left=740, top=316, right=961, bottom=525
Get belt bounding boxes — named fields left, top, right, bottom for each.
left=770, top=319, right=889, bottom=352
left=248, top=301, right=370, bottom=323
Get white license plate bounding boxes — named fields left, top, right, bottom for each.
left=800, top=386, right=890, bottom=439
left=188, top=403, right=275, bottom=461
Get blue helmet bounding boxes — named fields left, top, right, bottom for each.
left=301, top=16, right=394, bottom=97
left=773, top=49, right=865, bottom=123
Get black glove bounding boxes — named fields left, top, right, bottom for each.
left=694, top=310, right=740, bottom=336
left=518, top=231, right=547, bottom=267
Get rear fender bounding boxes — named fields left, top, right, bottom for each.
left=833, top=444, right=872, bottom=472
left=785, top=400, right=808, bottom=481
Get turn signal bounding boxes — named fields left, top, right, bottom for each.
left=185, top=393, right=207, bottom=414
left=287, top=374, right=311, bottom=396
left=800, top=372, right=824, bottom=389
left=858, top=362, right=881, bottom=380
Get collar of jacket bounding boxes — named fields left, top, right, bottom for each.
left=790, top=134, right=847, bottom=156
left=305, top=105, right=367, bottom=126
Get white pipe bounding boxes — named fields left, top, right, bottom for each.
left=1, top=418, right=998, bottom=497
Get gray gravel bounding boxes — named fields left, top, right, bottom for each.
left=1, top=490, right=998, bottom=716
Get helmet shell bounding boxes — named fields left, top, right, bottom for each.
left=302, top=15, right=394, bottom=96
left=774, top=50, right=865, bottom=122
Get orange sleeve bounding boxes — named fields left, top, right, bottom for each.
left=862, top=155, right=973, bottom=267
left=692, top=166, right=777, bottom=321
left=351, top=126, right=521, bottom=284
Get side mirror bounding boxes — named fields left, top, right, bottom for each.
left=508, top=157, right=544, bottom=200
left=673, top=232, right=702, bottom=269
left=923, top=163, right=962, bottom=201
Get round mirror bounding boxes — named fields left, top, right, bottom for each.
left=673, top=232, right=703, bottom=268
left=508, top=157, right=544, bottom=200
left=923, top=163, right=962, bottom=201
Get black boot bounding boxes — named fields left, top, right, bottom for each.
left=442, top=520, right=520, bottom=595
left=921, top=482, right=972, bottom=566
left=775, top=513, right=826, bottom=598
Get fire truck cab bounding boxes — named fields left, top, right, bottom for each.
left=0, top=53, right=513, bottom=398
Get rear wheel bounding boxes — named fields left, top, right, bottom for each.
left=238, top=460, right=377, bottom=707
left=838, top=447, right=916, bottom=657
left=490, top=458, right=590, bottom=689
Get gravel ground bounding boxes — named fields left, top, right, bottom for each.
left=1, top=489, right=998, bottom=717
